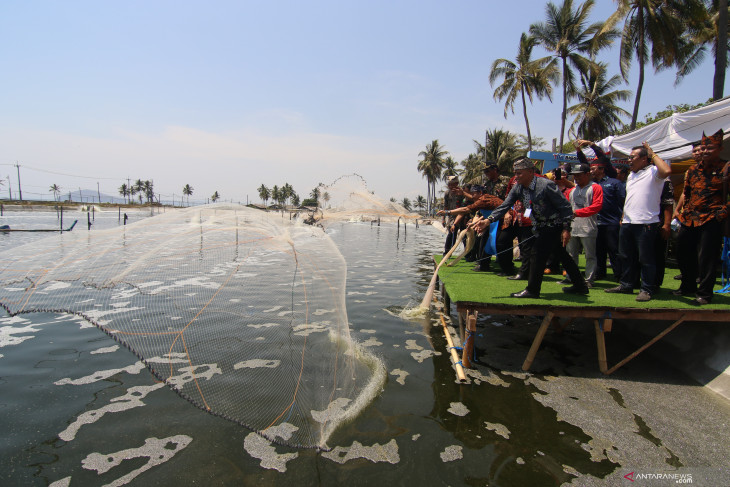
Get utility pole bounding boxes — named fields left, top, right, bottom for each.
left=15, top=162, right=22, bottom=201
left=7, top=175, right=12, bottom=200
left=97, top=182, right=101, bottom=204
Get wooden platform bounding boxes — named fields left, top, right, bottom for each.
left=435, top=255, right=730, bottom=375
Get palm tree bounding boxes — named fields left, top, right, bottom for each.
left=133, top=179, right=145, bottom=204
left=143, top=180, right=154, bottom=204
left=460, top=153, right=485, bottom=185
left=211, top=191, right=220, bottom=202
left=530, top=0, right=617, bottom=148
left=281, top=183, right=294, bottom=207
left=442, top=156, right=459, bottom=180
left=716, top=0, right=728, bottom=99
left=49, top=184, right=61, bottom=202
left=567, top=62, right=632, bottom=140
left=490, top=33, right=560, bottom=151
left=516, top=134, right=548, bottom=155
left=322, top=192, right=330, bottom=208
left=291, top=193, right=300, bottom=206
left=271, top=185, right=280, bottom=208
left=674, top=0, right=729, bottom=100
left=257, top=184, right=270, bottom=206
left=484, top=129, right=520, bottom=173
left=417, top=139, right=448, bottom=215
left=415, top=195, right=427, bottom=212
left=182, top=184, right=193, bottom=206
left=401, top=198, right=412, bottom=211
left=601, top=0, right=688, bottom=129
left=118, top=183, right=129, bottom=204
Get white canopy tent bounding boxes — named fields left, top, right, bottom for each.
left=594, top=97, right=730, bottom=161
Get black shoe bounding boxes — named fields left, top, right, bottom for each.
left=671, top=289, right=688, bottom=296
left=693, top=297, right=710, bottom=305
left=558, top=278, right=571, bottom=285
left=563, top=285, right=589, bottom=295
left=507, top=274, right=527, bottom=280
left=496, top=272, right=511, bottom=277
left=472, top=265, right=489, bottom=272
left=605, top=286, right=633, bottom=294
left=673, top=274, right=682, bottom=280
left=510, top=289, right=539, bottom=298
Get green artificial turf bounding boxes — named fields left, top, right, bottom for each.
left=435, top=254, right=730, bottom=310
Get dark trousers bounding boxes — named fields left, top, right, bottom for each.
left=596, top=224, right=621, bottom=280
left=497, top=225, right=534, bottom=276
left=654, top=231, right=669, bottom=289
left=526, top=226, right=586, bottom=295
left=473, top=231, right=491, bottom=270
left=676, top=220, right=722, bottom=301
left=444, top=227, right=459, bottom=255
left=618, top=223, right=659, bottom=294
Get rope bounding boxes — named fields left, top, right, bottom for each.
left=438, top=232, right=537, bottom=278
left=462, top=329, right=479, bottom=364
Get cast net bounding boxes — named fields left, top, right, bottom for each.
left=0, top=204, right=385, bottom=450
left=317, top=174, right=419, bottom=223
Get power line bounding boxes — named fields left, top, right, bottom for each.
left=0, top=163, right=121, bottom=180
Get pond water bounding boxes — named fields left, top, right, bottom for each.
left=0, top=210, right=725, bottom=486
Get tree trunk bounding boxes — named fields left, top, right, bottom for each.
left=521, top=86, right=532, bottom=151
left=560, top=57, right=568, bottom=150
left=714, top=0, right=728, bottom=100
left=631, top=7, right=646, bottom=130
left=426, top=182, right=431, bottom=216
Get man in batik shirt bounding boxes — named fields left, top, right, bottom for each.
left=674, top=129, right=730, bottom=305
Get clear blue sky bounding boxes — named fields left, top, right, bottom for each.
left=0, top=0, right=725, bottom=204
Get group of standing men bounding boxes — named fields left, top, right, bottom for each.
left=438, top=130, right=729, bottom=305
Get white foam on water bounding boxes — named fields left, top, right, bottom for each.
left=321, top=439, right=400, bottom=465
left=447, top=402, right=469, bottom=417
left=81, top=435, right=192, bottom=486
left=440, top=445, right=463, bottom=462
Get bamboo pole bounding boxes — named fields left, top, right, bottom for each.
left=461, top=311, right=477, bottom=369
left=420, top=228, right=468, bottom=309
left=440, top=314, right=467, bottom=382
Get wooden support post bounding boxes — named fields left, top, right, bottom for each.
left=603, top=318, right=613, bottom=333
left=522, top=311, right=554, bottom=371
left=440, top=314, right=467, bottom=382
left=461, top=311, right=477, bottom=369
left=441, top=283, right=451, bottom=315
left=605, top=316, right=687, bottom=375
left=594, top=320, right=608, bottom=374
left=457, top=311, right=466, bottom=343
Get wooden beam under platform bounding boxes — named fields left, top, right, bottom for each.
left=450, top=297, right=729, bottom=375
left=435, top=255, right=730, bottom=375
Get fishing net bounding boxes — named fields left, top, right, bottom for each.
left=318, top=174, right=419, bottom=223
left=0, top=204, right=385, bottom=450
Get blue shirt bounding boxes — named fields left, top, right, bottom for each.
left=597, top=176, right=625, bottom=226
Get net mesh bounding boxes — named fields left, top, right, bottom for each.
left=318, top=174, right=419, bottom=223
left=0, top=203, right=384, bottom=449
